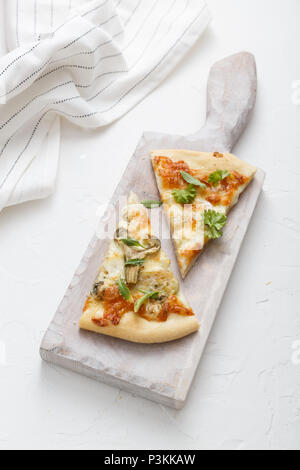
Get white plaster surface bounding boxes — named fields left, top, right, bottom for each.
left=0, top=0, right=299, bottom=450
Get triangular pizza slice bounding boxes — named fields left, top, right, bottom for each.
left=80, top=192, right=199, bottom=343
left=151, top=150, right=257, bottom=278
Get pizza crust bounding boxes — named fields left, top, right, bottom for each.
left=80, top=304, right=199, bottom=344
left=151, top=150, right=257, bottom=179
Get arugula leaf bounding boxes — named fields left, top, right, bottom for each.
left=134, top=290, right=160, bottom=313
left=117, top=277, right=133, bottom=302
left=180, top=171, right=206, bottom=189
left=120, top=238, right=145, bottom=248
left=124, top=259, right=145, bottom=267
left=172, top=184, right=197, bottom=204
left=138, top=289, right=160, bottom=297
left=208, top=170, right=230, bottom=187
left=204, top=210, right=228, bottom=240
left=141, top=200, right=162, bottom=209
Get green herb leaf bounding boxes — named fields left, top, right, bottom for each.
left=120, top=238, right=145, bottom=248
left=180, top=171, right=206, bottom=188
left=134, top=290, right=160, bottom=313
left=208, top=170, right=230, bottom=187
left=138, top=289, right=160, bottom=298
left=117, top=277, right=133, bottom=301
left=204, top=210, right=228, bottom=239
left=172, top=184, right=197, bottom=204
left=124, top=259, right=145, bottom=267
left=141, top=200, right=162, bottom=209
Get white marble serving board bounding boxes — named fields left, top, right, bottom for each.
left=40, top=52, right=265, bottom=409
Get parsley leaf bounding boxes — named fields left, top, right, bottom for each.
left=208, top=170, right=230, bottom=187
left=204, top=210, right=228, bottom=239
left=172, top=184, right=197, bottom=204
left=141, top=200, right=162, bottom=209
left=180, top=171, right=206, bottom=189
left=134, top=290, right=160, bottom=313
left=124, top=259, right=145, bottom=267
left=117, top=277, right=133, bottom=302
left=120, top=238, right=145, bottom=248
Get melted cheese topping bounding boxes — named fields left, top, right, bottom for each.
left=119, top=201, right=150, bottom=240
left=167, top=202, right=205, bottom=255
left=84, top=192, right=194, bottom=327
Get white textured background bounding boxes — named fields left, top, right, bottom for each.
left=0, top=0, right=300, bottom=450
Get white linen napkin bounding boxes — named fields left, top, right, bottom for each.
left=0, top=0, right=211, bottom=210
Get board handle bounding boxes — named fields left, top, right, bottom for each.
left=187, top=52, right=257, bottom=153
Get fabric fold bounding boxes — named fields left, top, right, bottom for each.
left=0, top=0, right=211, bottom=210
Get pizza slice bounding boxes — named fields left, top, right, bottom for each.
left=79, top=192, right=199, bottom=343
left=151, top=150, right=257, bottom=278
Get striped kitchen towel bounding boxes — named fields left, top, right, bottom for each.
left=0, top=0, right=211, bottom=210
